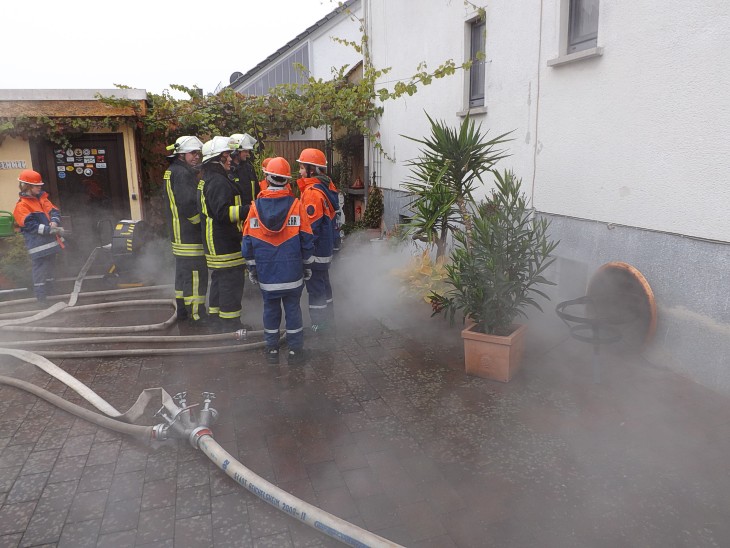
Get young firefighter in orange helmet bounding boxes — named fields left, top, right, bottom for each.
left=242, top=157, right=314, bottom=364
left=12, top=169, right=65, bottom=304
left=295, top=148, right=341, bottom=332
left=258, top=157, right=293, bottom=196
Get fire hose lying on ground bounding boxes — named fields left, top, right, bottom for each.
left=0, top=248, right=403, bottom=548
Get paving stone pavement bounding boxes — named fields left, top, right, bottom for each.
left=1, top=250, right=730, bottom=547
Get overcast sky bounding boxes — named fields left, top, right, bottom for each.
left=2, top=0, right=338, bottom=95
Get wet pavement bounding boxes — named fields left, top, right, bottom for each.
left=1, top=247, right=729, bottom=547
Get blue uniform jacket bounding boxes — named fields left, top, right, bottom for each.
left=242, top=188, right=315, bottom=293
left=298, top=176, right=341, bottom=270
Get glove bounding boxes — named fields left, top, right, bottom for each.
left=248, top=270, right=258, bottom=285
left=49, top=226, right=65, bottom=236
left=304, top=269, right=312, bottom=281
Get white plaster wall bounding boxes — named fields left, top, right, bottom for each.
left=536, top=0, right=730, bottom=242
left=288, top=1, right=363, bottom=142
left=368, top=0, right=478, bottom=188
left=309, top=1, right=363, bottom=81
left=367, top=0, right=730, bottom=242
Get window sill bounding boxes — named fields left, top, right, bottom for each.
left=547, top=46, right=603, bottom=67
left=457, top=106, right=488, bottom=118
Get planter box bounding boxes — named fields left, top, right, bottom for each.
left=461, top=323, right=527, bottom=382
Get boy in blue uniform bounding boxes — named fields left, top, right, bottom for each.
left=295, top=148, right=341, bottom=333
left=242, top=158, right=315, bottom=364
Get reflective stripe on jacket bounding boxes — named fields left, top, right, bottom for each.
left=13, top=192, right=64, bottom=258
left=242, top=188, right=314, bottom=291
left=198, top=163, right=248, bottom=269
left=298, top=175, right=341, bottom=269
left=162, top=159, right=204, bottom=257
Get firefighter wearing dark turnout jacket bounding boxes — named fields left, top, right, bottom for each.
left=197, top=136, right=250, bottom=332
left=229, top=133, right=260, bottom=203
left=162, top=136, right=207, bottom=323
left=242, top=157, right=314, bottom=364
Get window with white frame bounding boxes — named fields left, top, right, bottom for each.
left=568, top=0, right=599, bottom=53
left=468, top=18, right=486, bottom=108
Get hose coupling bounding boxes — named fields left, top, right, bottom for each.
left=152, top=423, right=169, bottom=441
left=235, top=329, right=247, bottom=341
left=188, top=426, right=213, bottom=449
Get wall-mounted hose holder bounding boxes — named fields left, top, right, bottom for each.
left=556, top=262, right=656, bottom=382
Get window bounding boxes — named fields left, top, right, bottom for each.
left=568, top=0, right=599, bottom=53
left=547, top=0, right=602, bottom=67
left=468, top=19, right=486, bottom=108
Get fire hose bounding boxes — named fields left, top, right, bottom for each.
left=0, top=248, right=404, bottom=546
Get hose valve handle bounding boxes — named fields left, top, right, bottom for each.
left=201, top=392, right=216, bottom=409
left=173, top=392, right=188, bottom=407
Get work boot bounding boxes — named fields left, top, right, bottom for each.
left=176, top=298, right=188, bottom=321
left=187, top=315, right=212, bottom=330
left=287, top=348, right=305, bottom=365
left=266, top=347, right=279, bottom=365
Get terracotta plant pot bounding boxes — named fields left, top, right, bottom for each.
left=461, top=323, right=527, bottom=382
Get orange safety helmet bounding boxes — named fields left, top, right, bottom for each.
left=261, top=157, right=271, bottom=170
left=18, top=169, right=44, bottom=185
left=296, top=148, right=327, bottom=168
left=263, top=157, right=292, bottom=179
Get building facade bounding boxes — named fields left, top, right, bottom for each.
left=363, top=0, right=730, bottom=393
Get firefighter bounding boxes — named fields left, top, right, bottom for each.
left=162, top=135, right=208, bottom=325
left=295, top=148, right=341, bottom=332
left=258, top=157, right=271, bottom=194
left=259, top=157, right=293, bottom=196
left=197, top=136, right=249, bottom=332
left=12, top=169, right=65, bottom=305
left=229, top=133, right=259, bottom=204
left=242, top=157, right=314, bottom=364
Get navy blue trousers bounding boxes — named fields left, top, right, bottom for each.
left=305, top=269, right=334, bottom=326
left=31, top=254, right=56, bottom=302
left=262, top=286, right=304, bottom=350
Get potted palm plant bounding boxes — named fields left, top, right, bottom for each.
left=429, top=169, right=558, bottom=382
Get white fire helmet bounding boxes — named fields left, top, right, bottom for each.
left=230, top=133, right=257, bottom=151
left=166, top=135, right=203, bottom=157
left=202, top=136, right=236, bottom=164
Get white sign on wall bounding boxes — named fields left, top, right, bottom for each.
left=0, top=161, right=27, bottom=169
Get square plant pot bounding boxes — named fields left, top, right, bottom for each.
left=461, top=323, right=527, bottom=382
